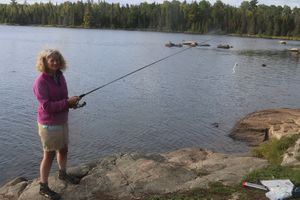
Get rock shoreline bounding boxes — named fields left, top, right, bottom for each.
left=0, top=148, right=268, bottom=200
left=2, top=108, right=300, bottom=200
left=230, top=108, right=300, bottom=167
left=230, top=108, right=300, bottom=146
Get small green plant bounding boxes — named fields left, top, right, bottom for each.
left=251, top=134, right=300, bottom=164
left=244, top=165, right=300, bottom=185
left=144, top=182, right=266, bottom=200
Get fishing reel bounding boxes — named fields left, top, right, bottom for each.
left=74, top=101, right=86, bottom=109
left=72, top=94, right=87, bottom=109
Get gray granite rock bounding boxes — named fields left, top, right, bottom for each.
left=0, top=148, right=268, bottom=200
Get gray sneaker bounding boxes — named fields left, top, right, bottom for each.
left=39, top=182, right=61, bottom=200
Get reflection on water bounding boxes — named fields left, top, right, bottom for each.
left=0, top=25, right=300, bottom=185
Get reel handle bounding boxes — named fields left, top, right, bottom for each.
left=74, top=101, right=86, bottom=109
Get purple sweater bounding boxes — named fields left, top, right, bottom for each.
left=33, top=71, right=69, bottom=125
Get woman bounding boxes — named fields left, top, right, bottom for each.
left=33, top=49, right=80, bottom=200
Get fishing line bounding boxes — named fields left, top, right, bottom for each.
left=74, top=36, right=233, bottom=136
left=74, top=36, right=234, bottom=137
left=75, top=37, right=218, bottom=108
left=79, top=46, right=192, bottom=99
left=75, top=47, right=192, bottom=108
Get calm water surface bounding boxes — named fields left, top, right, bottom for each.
left=0, top=25, right=300, bottom=185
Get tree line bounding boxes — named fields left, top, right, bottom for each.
left=0, top=0, right=299, bottom=37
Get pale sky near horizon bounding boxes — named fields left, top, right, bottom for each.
left=0, top=0, right=298, bottom=8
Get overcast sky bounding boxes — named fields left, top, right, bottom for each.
left=0, top=0, right=298, bottom=8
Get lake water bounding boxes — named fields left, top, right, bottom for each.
left=0, top=25, right=299, bottom=185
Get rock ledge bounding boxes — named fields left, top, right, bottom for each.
left=0, top=148, right=267, bottom=200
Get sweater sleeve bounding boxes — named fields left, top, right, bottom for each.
left=33, top=79, right=69, bottom=113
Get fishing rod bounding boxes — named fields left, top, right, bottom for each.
left=75, top=37, right=217, bottom=109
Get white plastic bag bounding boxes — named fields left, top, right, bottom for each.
left=261, top=180, right=293, bottom=200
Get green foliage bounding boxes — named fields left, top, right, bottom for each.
left=83, top=4, right=92, bottom=28
left=244, top=165, right=300, bottom=185
left=145, top=166, right=300, bottom=200
left=145, top=182, right=234, bottom=200
left=144, top=182, right=266, bottom=200
left=0, top=0, right=299, bottom=37
left=252, top=134, right=300, bottom=164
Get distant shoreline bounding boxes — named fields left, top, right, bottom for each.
left=2, top=23, right=300, bottom=41
left=229, top=33, right=300, bottom=41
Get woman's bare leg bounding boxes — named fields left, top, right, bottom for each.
left=57, top=147, right=68, bottom=171
left=40, top=151, right=55, bottom=183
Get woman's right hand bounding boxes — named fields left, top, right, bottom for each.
left=67, top=96, right=80, bottom=108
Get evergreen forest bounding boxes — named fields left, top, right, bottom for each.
left=1, top=0, right=300, bottom=37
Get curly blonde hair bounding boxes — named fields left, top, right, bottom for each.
left=36, top=49, right=66, bottom=72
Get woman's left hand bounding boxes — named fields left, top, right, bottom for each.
left=67, top=96, right=80, bottom=108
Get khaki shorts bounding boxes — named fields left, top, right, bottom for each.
left=38, top=123, right=69, bottom=152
